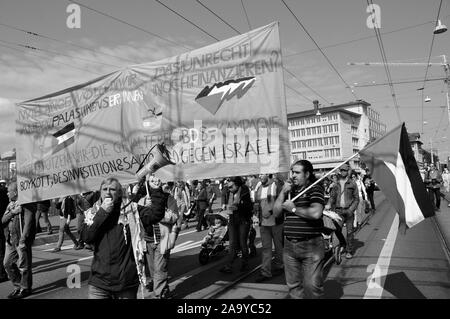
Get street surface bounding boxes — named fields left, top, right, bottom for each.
left=1, top=192, right=449, bottom=299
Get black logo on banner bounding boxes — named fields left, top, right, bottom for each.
left=195, top=77, right=256, bottom=115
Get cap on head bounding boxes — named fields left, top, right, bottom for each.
left=340, top=164, right=350, bottom=171
left=0, top=179, right=6, bottom=184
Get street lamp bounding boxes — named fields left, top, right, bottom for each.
left=434, top=20, right=448, bottom=34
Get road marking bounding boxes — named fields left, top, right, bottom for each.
left=179, top=229, right=197, bottom=236
left=42, top=244, right=74, bottom=252
left=172, top=240, right=204, bottom=254
left=174, top=240, right=193, bottom=248
left=363, top=214, right=399, bottom=299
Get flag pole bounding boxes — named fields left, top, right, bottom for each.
left=289, top=124, right=404, bottom=202
left=290, top=152, right=361, bottom=202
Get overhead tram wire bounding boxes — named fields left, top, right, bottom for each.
left=284, top=15, right=450, bottom=58
left=0, top=43, right=103, bottom=76
left=68, top=0, right=192, bottom=50
left=0, top=39, right=120, bottom=69
left=0, top=22, right=138, bottom=64
left=366, top=0, right=402, bottom=123
left=194, top=0, right=330, bottom=104
left=285, top=83, right=314, bottom=103
left=154, top=0, right=220, bottom=41
left=420, top=0, right=444, bottom=134
left=280, top=0, right=359, bottom=101
left=240, top=0, right=252, bottom=31
left=195, top=0, right=241, bottom=34
left=350, top=77, right=446, bottom=87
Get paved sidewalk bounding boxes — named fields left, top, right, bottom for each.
left=433, top=189, right=450, bottom=261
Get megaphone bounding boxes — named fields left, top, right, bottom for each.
left=136, top=143, right=175, bottom=180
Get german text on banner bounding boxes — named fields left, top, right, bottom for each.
left=359, top=123, right=434, bottom=229
left=15, top=22, right=290, bottom=204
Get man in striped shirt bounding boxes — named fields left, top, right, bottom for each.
left=273, top=160, right=326, bottom=299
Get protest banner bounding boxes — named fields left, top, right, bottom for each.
left=15, top=22, right=290, bottom=204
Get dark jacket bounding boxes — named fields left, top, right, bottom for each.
left=197, top=188, right=208, bottom=210
left=426, top=169, right=442, bottom=189
left=80, top=200, right=164, bottom=292
left=228, top=184, right=253, bottom=224
left=61, top=196, right=77, bottom=219
left=329, top=178, right=359, bottom=214
left=36, top=200, right=51, bottom=213
left=2, top=202, right=36, bottom=246
left=0, top=186, right=9, bottom=216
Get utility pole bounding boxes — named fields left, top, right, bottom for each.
left=430, top=139, right=434, bottom=164
left=443, top=55, right=450, bottom=126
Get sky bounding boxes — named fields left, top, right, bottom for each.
left=0, top=0, right=449, bottom=160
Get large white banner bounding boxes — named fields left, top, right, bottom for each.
left=16, top=22, right=290, bottom=204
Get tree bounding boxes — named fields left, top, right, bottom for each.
left=421, top=149, right=439, bottom=164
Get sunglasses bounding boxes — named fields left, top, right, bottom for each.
left=340, top=169, right=348, bottom=172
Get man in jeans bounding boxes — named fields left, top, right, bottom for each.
left=328, top=163, right=359, bottom=259
left=426, top=163, right=442, bottom=211
left=273, top=160, right=325, bottom=299
left=2, top=182, right=37, bottom=299
left=254, top=174, right=283, bottom=282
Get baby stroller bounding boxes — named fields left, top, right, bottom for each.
left=198, top=212, right=229, bottom=265
left=322, top=210, right=345, bottom=265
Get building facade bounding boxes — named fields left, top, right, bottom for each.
left=288, top=100, right=386, bottom=172
left=408, top=133, right=424, bottom=167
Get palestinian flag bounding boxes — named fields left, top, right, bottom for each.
left=52, top=122, right=75, bottom=155
left=359, top=123, right=434, bottom=229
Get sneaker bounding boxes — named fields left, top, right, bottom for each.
left=219, top=265, right=232, bottom=273
left=158, top=288, right=174, bottom=299
left=255, top=274, right=271, bottom=283
left=7, top=288, right=21, bottom=299
left=74, top=244, right=84, bottom=250
left=11, top=288, right=31, bottom=299
left=345, top=252, right=353, bottom=259
left=52, top=247, right=61, bottom=252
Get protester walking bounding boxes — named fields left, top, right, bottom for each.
left=174, top=181, right=190, bottom=230
left=351, top=172, right=367, bottom=228
left=426, top=163, right=442, bottom=211
left=443, top=168, right=450, bottom=193
left=143, top=182, right=180, bottom=299
left=363, top=172, right=376, bottom=212
left=219, top=176, right=253, bottom=274
left=2, top=182, right=37, bottom=299
left=254, top=174, right=283, bottom=282
left=80, top=177, right=166, bottom=299
left=328, top=163, right=359, bottom=259
left=196, top=181, right=209, bottom=232
left=273, top=160, right=326, bottom=299
left=35, top=200, right=52, bottom=234
left=53, top=195, right=80, bottom=252
left=0, top=179, right=10, bottom=282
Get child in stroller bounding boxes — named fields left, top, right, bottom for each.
left=198, top=211, right=229, bottom=265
